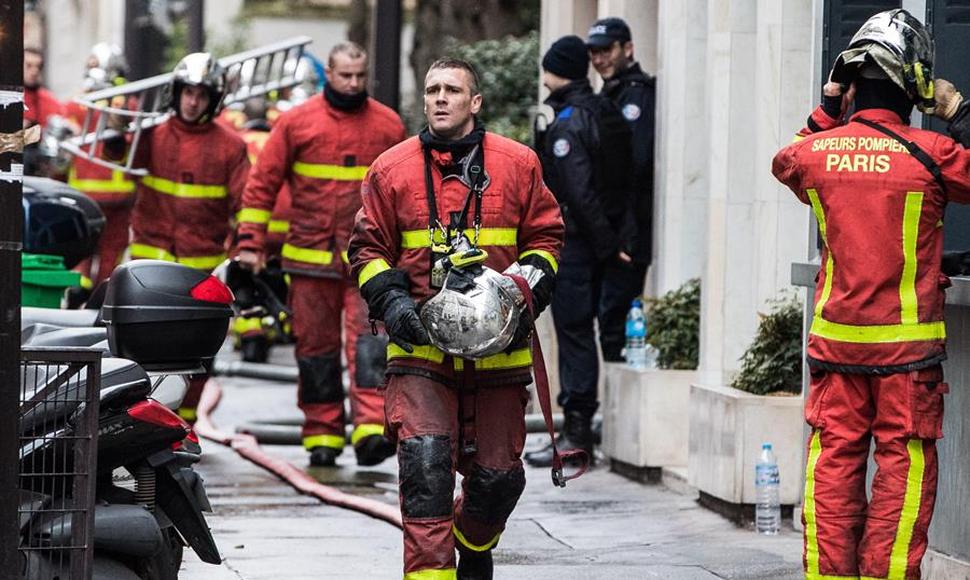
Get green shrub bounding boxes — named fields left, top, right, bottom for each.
left=645, top=278, right=700, bottom=370
left=444, top=31, right=539, bottom=143
left=731, top=294, right=803, bottom=395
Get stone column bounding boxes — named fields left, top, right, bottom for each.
left=697, top=0, right=814, bottom=386
left=653, top=0, right=709, bottom=296
left=697, top=0, right=760, bottom=386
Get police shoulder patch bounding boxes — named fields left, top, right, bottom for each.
left=553, top=138, right=571, bottom=158
left=622, top=103, right=641, bottom=121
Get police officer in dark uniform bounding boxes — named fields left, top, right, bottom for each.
left=525, top=35, right=633, bottom=468
left=588, top=17, right=656, bottom=277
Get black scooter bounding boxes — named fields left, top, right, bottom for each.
left=19, top=260, right=233, bottom=579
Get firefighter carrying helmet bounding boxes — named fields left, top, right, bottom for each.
left=169, top=52, right=227, bottom=122
left=830, top=9, right=935, bottom=109
left=419, top=246, right=526, bottom=359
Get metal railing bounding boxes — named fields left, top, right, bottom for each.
left=18, top=347, right=101, bottom=580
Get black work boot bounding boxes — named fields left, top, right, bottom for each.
left=523, top=409, right=595, bottom=468
left=457, top=546, right=493, bottom=580
left=354, top=434, right=396, bottom=466
left=308, top=446, right=341, bottom=467
left=241, top=334, right=270, bottom=363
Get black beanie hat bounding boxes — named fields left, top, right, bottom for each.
left=542, top=35, right=589, bottom=81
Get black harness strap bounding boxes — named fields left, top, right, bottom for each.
left=855, top=117, right=947, bottom=194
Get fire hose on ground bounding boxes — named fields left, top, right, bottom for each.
left=193, top=378, right=403, bottom=528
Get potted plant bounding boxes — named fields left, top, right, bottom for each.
left=688, top=294, right=805, bottom=523
left=603, top=279, right=700, bottom=482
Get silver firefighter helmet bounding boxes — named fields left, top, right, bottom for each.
left=420, top=257, right=526, bottom=359
left=831, top=9, right=935, bottom=105
left=84, top=42, right=128, bottom=91
left=169, top=52, right=227, bottom=119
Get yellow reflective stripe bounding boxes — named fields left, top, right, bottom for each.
left=900, top=193, right=923, bottom=325
left=79, top=275, right=93, bottom=290
left=236, top=208, right=272, bottom=224
left=268, top=220, right=290, bottom=234
left=452, top=524, right=500, bottom=552
left=302, top=434, right=345, bottom=451
left=804, top=430, right=823, bottom=579
left=359, top=258, right=391, bottom=287
left=176, top=253, right=226, bottom=271
left=68, top=167, right=136, bottom=193
left=888, top=439, right=926, bottom=580
left=807, top=189, right=833, bottom=319
left=129, top=243, right=175, bottom=261
left=387, top=344, right=532, bottom=370
left=401, top=229, right=436, bottom=248
left=232, top=316, right=263, bottom=335
left=403, top=569, right=456, bottom=580
left=810, top=317, right=945, bottom=344
left=292, top=161, right=369, bottom=181
left=400, top=228, right=518, bottom=249
left=142, top=175, right=227, bottom=198
left=350, top=423, right=384, bottom=446
left=475, top=228, right=517, bottom=246
left=519, top=249, right=559, bottom=273
left=177, top=407, right=197, bottom=422
left=387, top=343, right=446, bottom=363
left=792, top=134, right=806, bottom=143
left=281, top=243, right=333, bottom=265
left=341, top=250, right=349, bottom=264
left=454, top=348, right=532, bottom=371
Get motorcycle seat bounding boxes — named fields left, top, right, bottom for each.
left=22, top=307, right=100, bottom=330
left=22, top=327, right=108, bottom=350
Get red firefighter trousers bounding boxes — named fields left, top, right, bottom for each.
left=291, top=273, right=385, bottom=450
left=384, top=374, right=529, bottom=578
left=76, top=206, right=131, bottom=287
left=803, top=366, right=946, bottom=580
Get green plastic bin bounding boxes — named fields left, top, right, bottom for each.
left=21, top=253, right=81, bottom=308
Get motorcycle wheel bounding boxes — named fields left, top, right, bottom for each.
left=133, top=527, right=183, bottom=580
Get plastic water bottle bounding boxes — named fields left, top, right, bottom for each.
left=625, top=299, right=648, bottom=369
left=755, top=443, right=781, bottom=535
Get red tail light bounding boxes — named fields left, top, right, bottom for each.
left=190, top=275, right=234, bottom=304
left=127, top=400, right=191, bottom=433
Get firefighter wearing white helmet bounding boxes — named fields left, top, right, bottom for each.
left=83, top=42, right=128, bottom=91
left=773, top=9, right=970, bottom=580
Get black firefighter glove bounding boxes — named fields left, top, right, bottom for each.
left=505, top=253, right=558, bottom=350
left=361, top=268, right=430, bottom=353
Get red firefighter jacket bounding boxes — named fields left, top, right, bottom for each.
left=127, top=115, right=250, bottom=271
left=24, top=86, right=63, bottom=128
left=348, top=133, right=564, bottom=385
left=64, top=102, right=136, bottom=206
left=237, top=95, right=406, bottom=276
left=773, top=107, right=970, bottom=371
left=240, top=128, right=293, bottom=257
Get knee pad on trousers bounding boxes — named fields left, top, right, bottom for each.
left=399, top=435, right=454, bottom=518
left=354, top=334, right=388, bottom=388
left=462, top=464, right=526, bottom=524
left=297, top=353, right=343, bottom=404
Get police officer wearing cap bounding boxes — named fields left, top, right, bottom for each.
left=526, top=35, right=634, bottom=468
left=588, top=16, right=656, bottom=273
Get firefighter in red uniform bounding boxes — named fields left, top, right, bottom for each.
left=237, top=42, right=406, bottom=467
left=772, top=10, right=970, bottom=580
left=23, top=47, right=63, bottom=129
left=112, top=52, right=250, bottom=422
left=349, top=57, right=564, bottom=580
left=67, top=43, right=136, bottom=291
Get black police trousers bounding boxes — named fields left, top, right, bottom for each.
left=551, top=234, right=648, bottom=416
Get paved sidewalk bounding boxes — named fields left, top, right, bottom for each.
left=179, top=352, right=803, bottom=579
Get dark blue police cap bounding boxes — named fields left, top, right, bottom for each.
left=586, top=17, right=632, bottom=48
